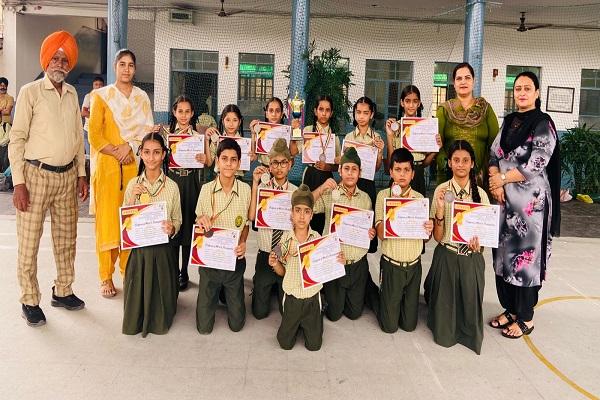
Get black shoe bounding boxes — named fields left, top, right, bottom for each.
left=179, top=275, right=189, bottom=291
left=21, top=304, right=46, bottom=327
left=51, top=287, right=85, bottom=311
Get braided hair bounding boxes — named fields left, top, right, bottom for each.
left=168, top=95, right=198, bottom=133
left=447, top=139, right=481, bottom=203
left=137, top=131, right=169, bottom=177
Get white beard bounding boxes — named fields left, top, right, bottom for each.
left=47, top=70, right=68, bottom=83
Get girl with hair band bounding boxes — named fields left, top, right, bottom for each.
left=249, top=97, right=300, bottom=168
left=167, top=95, right=209, bottom=291
left=122, top=132, right=182, bottom=337
left=488, top=71, right=560, bottom=339
left=300, top=95, right=342, bottom=234
left=89, top=49, right=159, bottom=298
left=385, top=85, right=439, bottom=196
left=205, top=104, right=251, bottom=178
left=425, top=139, right=490, bottom=354
left=344, top=96, right=384, bottom=253
left=436, top=62, right=499, bottom=186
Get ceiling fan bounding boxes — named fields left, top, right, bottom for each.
left=217, top=0, right=245, bottom=17
left=516, top=12, right=552, bottom=32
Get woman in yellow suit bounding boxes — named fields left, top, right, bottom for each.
left=89, top=49, right=155, bottom=298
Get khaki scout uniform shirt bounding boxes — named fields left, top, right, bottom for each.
left=430, top=179, right=490, bottom=244
left=375, top=186, right=425, bottom=263
left=314, top=186, right=372, bottom=262
left=280, top=228, right=322, bottom=299
left=256, top=179, right=298, bottom=253
left=8, top=75, right=86, bottom=186
left=196, top=176, right=251, bottom=233
left=123, top=171, right=183, bottom=235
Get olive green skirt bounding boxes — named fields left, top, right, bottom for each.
left=122, top=243, right=178, bottom=337
left=424, top=244, right=485, bottom=354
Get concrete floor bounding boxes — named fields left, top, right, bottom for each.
left=0, top=215, right=598, bottom=400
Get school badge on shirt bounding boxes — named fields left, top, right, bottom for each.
left=235, top=215, right=243, bottom=227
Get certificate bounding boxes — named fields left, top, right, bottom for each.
left=189, top=225, right=240, bottom=271
left=255, top=188, right=293, bottom=231
left=168, top=134, right=205, bottom=169
left=329, top=203, right=373, bottom=249
left=302, top=132, right=336, bottom=164
left=342, top=140, right=378, bottom=181
left=451, top=201, right=500, bottom=248
left=383, top=198, right=430, bottom=239
left=400, top=117, right=440, bottom=153
left=219, top=136, right=251, bottom=171
left=255, top=122, right=292, bottom=155
left=120, top=201, right=169, bottom=250
left=298, top=233, right=345, bottom=289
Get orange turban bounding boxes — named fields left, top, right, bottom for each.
left=39, top=31, right=78, bottom=71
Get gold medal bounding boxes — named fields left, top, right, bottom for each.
left=139, top=193, right=150, bottom=204
left=391, top=121, right=400, bottom=132
left=235, top=215, right=243, bottom=227
left=391, top=184, right=401, bottom=197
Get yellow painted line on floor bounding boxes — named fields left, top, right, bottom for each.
left=524, top=295, right=600, bottom=400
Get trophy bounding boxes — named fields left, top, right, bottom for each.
left=288, top=91, right=305, bottom=140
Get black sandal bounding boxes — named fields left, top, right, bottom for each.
left=489, top=310, right=514, bottom=329
left=502, top=319, right=534, bottom=339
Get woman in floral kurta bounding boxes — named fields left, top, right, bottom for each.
left=487, top=71, right=560, bottom=339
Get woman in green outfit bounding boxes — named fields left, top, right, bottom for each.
left=122, top=132, right=182, bottom=337
left=436, top=62, right=499, bottom=185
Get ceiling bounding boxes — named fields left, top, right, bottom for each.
left=5, top=0, right=600, bottom=29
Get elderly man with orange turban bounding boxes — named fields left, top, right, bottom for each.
left=9, top=31, right=89, bottom=327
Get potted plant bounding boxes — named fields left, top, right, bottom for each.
left=285, top=41, right=353, bottom=133
left=560, top=124, right=600, bottom=198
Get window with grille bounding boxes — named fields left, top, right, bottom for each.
left=238, top=53, right=275, bottom=131
left=579, top=69, right=600, bottom=127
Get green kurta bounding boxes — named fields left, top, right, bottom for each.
left=436, top=98, right=499, bottom=184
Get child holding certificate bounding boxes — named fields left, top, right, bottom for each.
left=301, top=95, right=342, bottom=234
left=384, top=85, right=437, bottom=196
left=205, top=104, right=250, bottom=177
left=122, top=132, right=182, bottom=337
left=372, top=148, right=433, bottom=333
left=195, top=138, right=251, bottom=334
left=247, top=138, right=297, bottom=319
left=268, top=185, right=343, bottom=350
left=312, top=147, right=376, bottom=322
left=248, top=97, right=300, bottom=167
left=425, top=139, right=490, bottom=354
left=167, top=95, right=209, bottom=291
left=344, top=97, right=385, bottom=253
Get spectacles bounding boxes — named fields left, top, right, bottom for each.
left=270, top=160, right=290, bottom=169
